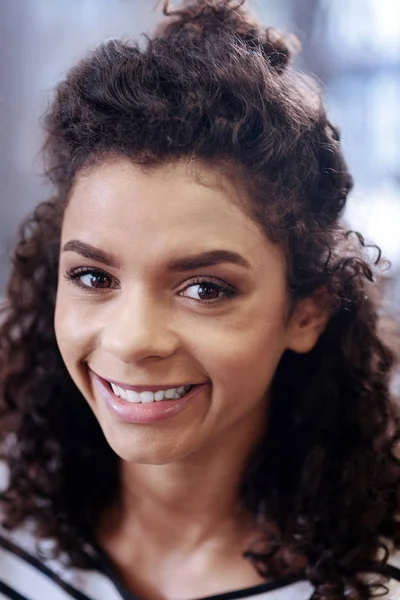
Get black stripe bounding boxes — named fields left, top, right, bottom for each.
left=385, top=564, right=400, bottom=582
left=0, top=580, right=31, bottom=600
left=0, top=535, right=94, bottom=600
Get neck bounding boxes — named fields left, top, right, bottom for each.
left=99, top=417, right=265, bottom=557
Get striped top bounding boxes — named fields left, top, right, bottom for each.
left=0, top=525, right=399, bottom=600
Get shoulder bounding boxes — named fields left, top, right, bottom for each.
left=385, top=549, right=400, bottom=599
left=0, top=519, right=399, bottom=600
left=0, top=520, right=122, bottom=600
left=355, top=541, right=400, bottom=600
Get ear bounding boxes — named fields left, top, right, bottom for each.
left=285, top=287, right=331, bottom=354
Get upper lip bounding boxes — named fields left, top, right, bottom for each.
left=90, top=369, right=206, bottom=392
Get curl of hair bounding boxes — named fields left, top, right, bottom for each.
left=1, top=1, right=399, bottom=597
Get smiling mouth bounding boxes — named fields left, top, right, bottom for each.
left=89, top=369, right=209, bottom=423
left=107, top=382, right=194, bottom=404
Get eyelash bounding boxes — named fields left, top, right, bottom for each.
left=180, top=276, right=237, bottom=304
left=64, top=267, right=117, bottom=293
left=64, top=267, right=238, bottom=305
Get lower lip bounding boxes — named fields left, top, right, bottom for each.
left=90, top=372, right=208, bottom=424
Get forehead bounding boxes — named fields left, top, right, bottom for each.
left=63, top=158, right=282, bottom=272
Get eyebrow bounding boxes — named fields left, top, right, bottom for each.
left=62, top=240, right=250, bottom=271
left=62, top=240, right=120, bottom=269
left=166, top=250, right=250, bottom=271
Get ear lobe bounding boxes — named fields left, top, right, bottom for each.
left=286, top=288, right=331, bottom=354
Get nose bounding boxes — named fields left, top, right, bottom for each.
left=100, top=287, right=178, bottom=364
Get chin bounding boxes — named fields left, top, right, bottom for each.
left=100, top=422, right=195, bottom=465
left=110, top=444, right=191, bottom=465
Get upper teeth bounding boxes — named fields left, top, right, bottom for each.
left=110, top=384, right=192, bottom=403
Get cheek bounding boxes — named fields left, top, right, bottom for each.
left=54, top=290, right=95, bottom=370
left=187, top=310, right=286, bottom=399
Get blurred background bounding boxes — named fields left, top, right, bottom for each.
left=0, top=0, right=399, bottom=299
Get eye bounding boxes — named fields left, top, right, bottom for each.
left=64, top=267, right=117, bottom=291
left=179, top=277, right=237, bottom=304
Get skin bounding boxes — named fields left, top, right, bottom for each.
left=55, top=158, right=329, bottom=599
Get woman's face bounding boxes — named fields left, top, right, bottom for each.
left=55, top=158, right=324, bottom=464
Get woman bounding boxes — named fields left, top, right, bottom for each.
left=0, top=1, right=399, bottom=599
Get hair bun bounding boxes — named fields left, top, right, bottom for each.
left=158, top=0, right=299, bottom=73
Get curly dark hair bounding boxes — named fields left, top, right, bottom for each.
left=1, top=1, right=399, bottom=598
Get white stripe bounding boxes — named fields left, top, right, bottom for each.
left=0, top=526, right=123, bottom=600
left=47, top=564, right=125, bottom=600
left=0, top=546, right=82, bottom=600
